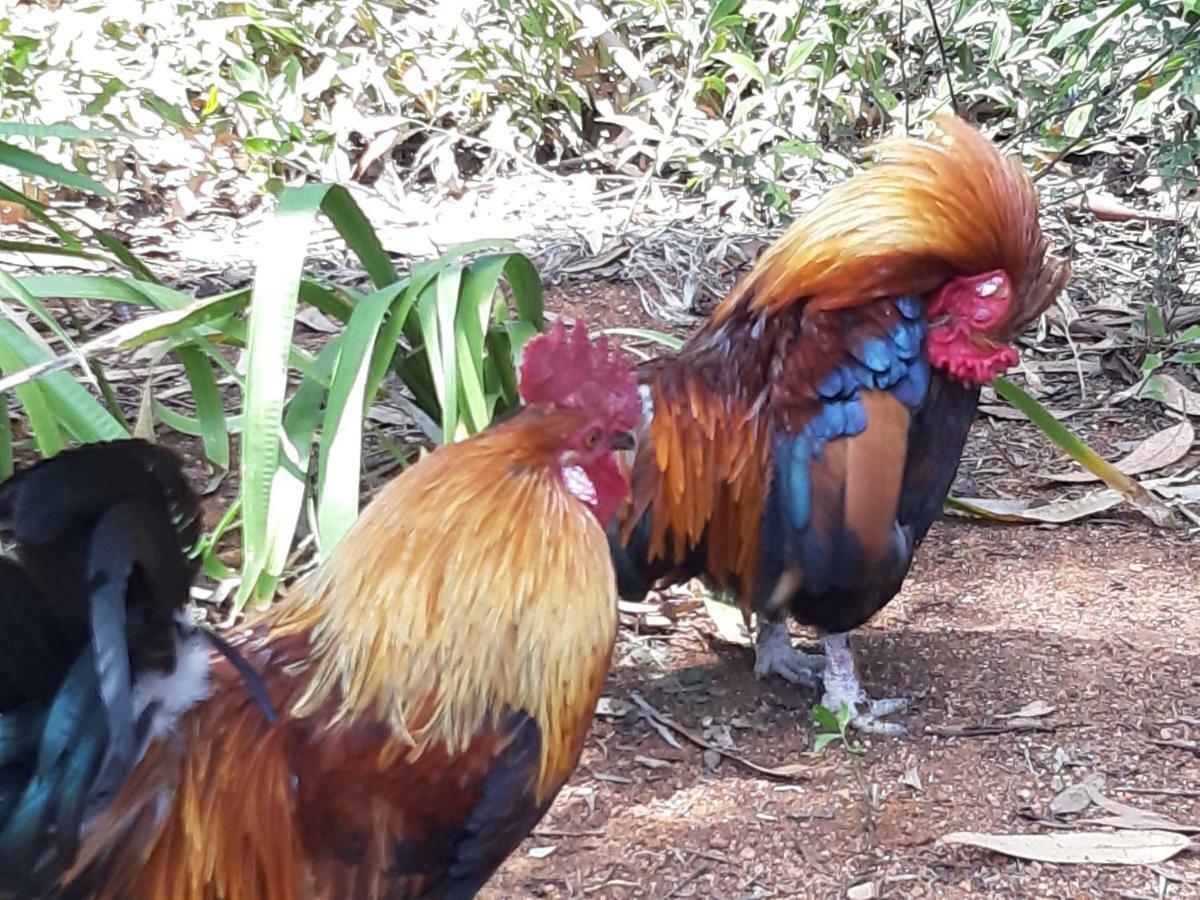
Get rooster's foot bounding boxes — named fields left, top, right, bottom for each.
left=753, top=620, right=824, bottom=688
left=820, top=632, right=907, bottom=736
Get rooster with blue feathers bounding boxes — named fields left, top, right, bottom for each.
left=610, top=117, right=1069, bottom=733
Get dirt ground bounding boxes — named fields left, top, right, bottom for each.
left=475, top=282, right=1200, bottom=899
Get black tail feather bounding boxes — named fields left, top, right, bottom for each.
left=0, top=440, right=204, bottom=897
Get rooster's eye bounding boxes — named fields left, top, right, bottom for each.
left=583, top=429, right=600, bottom=449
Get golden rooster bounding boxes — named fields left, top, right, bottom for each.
left=0, top=320, right=639, bottom=898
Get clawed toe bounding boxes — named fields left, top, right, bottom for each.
left=754, top=620, right=825, bottom=687
left=850, top=699, right=909, bottom=735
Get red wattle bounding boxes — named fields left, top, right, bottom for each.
left=927, top=324, right=1019, bottom=386
left=581, top=453, right=631, bottom=527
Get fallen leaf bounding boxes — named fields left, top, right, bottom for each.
left=845, top=882, right=879, bottom=900
left=527, top=845, right=557, bottom=859
left=296, top=306, right=342, bottom=334
left=1064, top=192, right=1178, bottom=224
left=1086, top=815, right=1200, bottom=835
left=1116, top=374, right=1200, bottom=417
left=701, top=594, right=751, bottom=647
left=979, top=404, right=1083, bottom=421
left=1043, top=421, right=1194, bottom=483
left=594, top=696, right=632, bottom=717
left=1050, top=783, right=1095, bottom=816
left=1050, top=774, right=1106, bottom=816
left=634, top=754, right=672, bottom=770
left=925, top=722, right=1056, bottom=738
left=901, top=759, right=923, bottom=792
left=941, top=829, right=1191, bottom=865
left=997, top=700, right=1056, bottom=719
left=948, top=492, right=1124, bottom=524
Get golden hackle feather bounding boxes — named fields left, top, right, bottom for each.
left=712, top=115, right=1069, bottom=334
left=272, top=407, right=617, bottom=801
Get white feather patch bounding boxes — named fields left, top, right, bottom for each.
left=131, top=628, right=213, bottom=745
left=562, top=465, right=598, bottom=508
left=638, top=383, right=654, bottom=422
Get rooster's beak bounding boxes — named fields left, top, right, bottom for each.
left=609, top=431, right=635, bottom=451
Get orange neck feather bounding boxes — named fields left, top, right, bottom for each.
left=273, top=407, right=618, bottom=798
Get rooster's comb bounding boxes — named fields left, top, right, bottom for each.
left=519, top=320, right=641, bottom=430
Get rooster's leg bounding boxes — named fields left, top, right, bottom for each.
left=820, top=632, right=907, bottom=735
left=753, top=619, right=824, bottom=687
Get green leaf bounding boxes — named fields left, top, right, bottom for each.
left=0, top=392, right=12, bottom=479
left=713, top=51, right=767, bottom=84
left=599, top=327, right=683, bottom=350
left=235, top=185, right=318, bottom=608
left=143, top=93, right=191, bottom=128
left=812, top=733, right=839, bottom=752
left=0, top=141, right=112, bottom=197
left=0, top=122, right=124, bottom=141
left=810, top=704, right=840, bottom=732
left=179, top=350, right=230, bottom=469
left=502, top=253, right=544, bottom=330
left=316, top=288, right=394, bottom=552
left=0, top=325, right=63, bottom=458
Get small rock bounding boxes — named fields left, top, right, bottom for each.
left=846, top=882, right=878, bottom=900
left=739, top=846, right=756, bottom=861
left=709, top=834, right=730, bottom=850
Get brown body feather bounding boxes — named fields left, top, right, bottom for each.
left=74, top=407, right=617, bottom=899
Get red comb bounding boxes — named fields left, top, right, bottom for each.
left=519, top=320, right=641, bottom=431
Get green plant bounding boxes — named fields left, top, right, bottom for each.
left=811, top=703, right=864, bottom=756
left=0, top=138, right=543, bottom=612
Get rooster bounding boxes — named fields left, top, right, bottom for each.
left=0, top=320, right=639, bottom=899
left=611, top=117, right=1069, bottom=733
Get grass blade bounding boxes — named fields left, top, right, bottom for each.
left=316, top=289, right=393, bottom=552
left=992, top=375, right=1173, bottom=526
left=0, top=393, right=11, bottom=478
left=179, top=349, right=230, bottom=469
left=236, top=185, right=322, bottom=607
left=0, top=141, right=112, bottom=197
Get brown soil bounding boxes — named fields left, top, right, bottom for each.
left=477, top=282, right=1200, bottom=899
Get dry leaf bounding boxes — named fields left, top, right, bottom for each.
left=901, top=759, right=923, bottom=792
left=527, top=845, right=557, bottom=859
left=1124, top=374, right=1200, bottom=417
left=702, top=595, right=751, bottom=647
left=1051, top=783, right=1096, bottom=816
left=1083, top=786, right=1200, bottom=834
left=950, top=493, right=1124, bottom=524
left=296, top=306, right=342, bottom=334
left=594, top=696, right=632, bottom=717
left=1044, top=421, right=1194, bottom=483
left=634, top=754, right=673, bottom=770
left=845, top=882, right=879, bottom=900
left=1064, top=192, right=1178, bottom=224
left=979, top=404, right=1082, bottom=421
left=997, top=700, right=1056, bottom=719
left=941, top=829, right=1192, bottom=865
left=1051, top=774, right=1106, bottom=816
